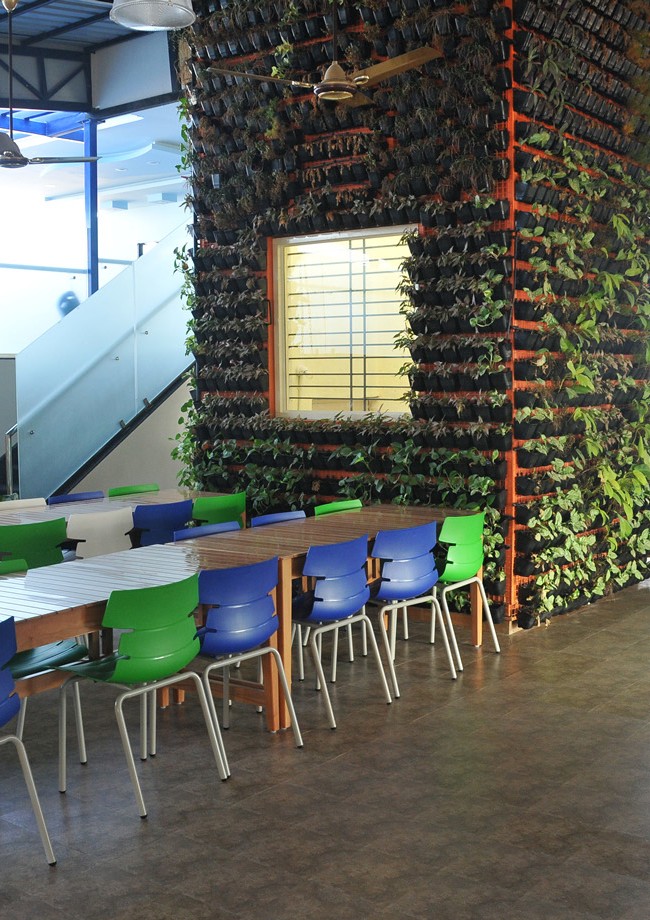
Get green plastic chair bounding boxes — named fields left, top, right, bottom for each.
left=192, top=492, right=246, bottom=528
left=57, top=574, right=228, bottom=817
left=434, top=512, right=501, bottom=671
left=0, top=518, right=67, bottom=569
left=0, top=558, right=28, bottom=576
left=11, top=639, right=89, bottom=774
left=313, top=499, right=362, bottom=517
left=107, top=483, right=160, bottom=498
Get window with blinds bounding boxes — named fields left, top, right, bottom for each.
left=275, top=229, right=412, bottom=415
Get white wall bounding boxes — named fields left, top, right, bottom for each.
left=92, top=33, right=174, bottom=111
left=78, top=379, right=190, bottom=493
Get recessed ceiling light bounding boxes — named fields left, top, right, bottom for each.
left=114, top=167, right=128, bottom=172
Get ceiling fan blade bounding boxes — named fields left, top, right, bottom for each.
left=27, top=156, right=100, bottom=165
left=208, top=66, right=313, bottom=90
left=351, top=44, right=444, bottom=89
left=342, top=91, right=373, bottom=108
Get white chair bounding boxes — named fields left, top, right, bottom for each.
left=0, top=497, right=47, bottom=509
left=66, top=507, right=134, bottom=558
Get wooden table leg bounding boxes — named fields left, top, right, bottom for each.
left=277, top=556, right=293, bottom=730
left=262, top=631, right=280, bottom=733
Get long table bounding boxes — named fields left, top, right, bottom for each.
left=0, top=489, right=216, bottom=525
left=0, top=505, right=481, bottom=731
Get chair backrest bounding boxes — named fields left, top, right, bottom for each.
left=173, top=521, right=240, bottom=541
left=102, top=575, right=200, bottom=683
left=313, top=499, right=362, bottom=517
left=107, top=483, right=160, bottom=498
left=0, top=559, right=28, bottom=576
left=302, top=535, right=370, bottom=620
left=132, top=500, right=193, bottom=547
left=251, top=510, right=306, bottom=527
left=192, top=492, right=246, bottom=528
left=372, top=522, right=438, bottom=601
left=438, top=512, right=485, bottom=583
left=0, top=518, right=67, bottom=569
left=198, top=557, right=279, bottom=657
left=47, top=490, right=104, bottom=505
left=0, top=617, right=21, bottom=729
left=0, top=497, right=46, bottom=509
left=66, top=507, right=135, bottom=558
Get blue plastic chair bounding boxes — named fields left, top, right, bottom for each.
left=198, top=558, right=303, bottom=775
left=371, top=522, right=457, bottom=697
left=47, top=490, right=104, bottom=505
left=131, top=499, right=193, bottom=546
left=251, top=510, right=307, bottom=527
left=173, top=521, right=240, bottom=541
left=292, top=536, right=392, bottom=729
left=0, top=617, right=56, bottom=865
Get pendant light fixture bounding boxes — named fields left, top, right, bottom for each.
left=109, top=0, right=196, bottom=31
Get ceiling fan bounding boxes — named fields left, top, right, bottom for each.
left=0, top=0, right=100, bottom=168
left=207, top=13, right=443, bottom=108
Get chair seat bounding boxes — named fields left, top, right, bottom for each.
left=59, top=651, right=125, bottom=683
left=198, top=615, right=277, bottom=657
left=292, top=588, right=370, bottom=624
left=10, top=639, right=88, bottom=679
left=371, top=571, right=439, bottom=603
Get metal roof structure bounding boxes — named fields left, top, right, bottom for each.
left=0, top=1, right=184, bottom=213
left=0, top=0, right=131, bottom=54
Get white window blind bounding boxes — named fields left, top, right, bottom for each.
left=275, top=229, right=411, bottom=415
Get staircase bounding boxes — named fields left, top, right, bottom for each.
left=11, top=223, right=192, bottom=499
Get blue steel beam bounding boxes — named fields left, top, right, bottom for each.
left=0, top=111, right=86, bottom=138
left=84, top=118, right=99, bottom=296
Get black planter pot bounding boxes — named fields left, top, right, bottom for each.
left=516, top=474, right=554, bottom=496
left=517, top=448, right=548, bottom=468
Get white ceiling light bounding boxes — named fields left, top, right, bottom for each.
left=109, top=0, right=195, bottom=31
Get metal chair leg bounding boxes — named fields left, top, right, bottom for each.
left=346, top=623, right=354, bottom=661
left=309, top=626, right=337, bottom=729
left=478, top=579, right=501, bottom=653
left=331, top=628, right=339, bottom=683
left=139, top=693, right=148, bottom=761
left=16, top=698, right=27, bottom=740
left=148, top=689, right=157, bottom=757
left=115, top=673, right=230, bottom=818
left=292, top=623, right=306, bottom=681
left=360, top=611, right=393, bottom=706
left=440, top=589, right=464, bottom=672
left=72, top=682, right=87, bottom=765
left=265, top=647, right=303, bottom=749
left=1, top=735, right=56, bottom=865
left=201, top=668, right=232, bottom=778
left=222, top=665, right=230, bottom=729
left=378, top=605, right=401, bottom=699
left=432, top=598, right=458, bottom=680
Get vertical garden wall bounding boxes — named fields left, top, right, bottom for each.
left=177, top=0, right=649, bottom=631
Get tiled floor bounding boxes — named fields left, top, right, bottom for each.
left=3, top=582, right=650, bottom=919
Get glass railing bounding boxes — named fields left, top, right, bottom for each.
left=15, top=222, right=192, bottom=498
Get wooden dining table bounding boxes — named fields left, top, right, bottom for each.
left=0, top=504, right=481, bottom=732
